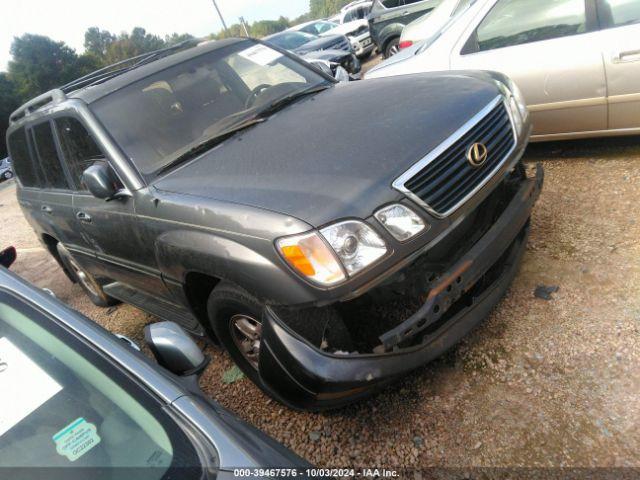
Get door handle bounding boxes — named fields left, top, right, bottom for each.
left=41, top=205, right=52, bottom=214
left=76, top=211, right=92, bottom=223
left=613, top=49, right=640, bottom=63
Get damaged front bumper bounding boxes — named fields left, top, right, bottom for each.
left=259, top=165, right=544, bottom=410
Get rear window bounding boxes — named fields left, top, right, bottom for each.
left=32, top=122, right=69, bottom=190
left=7, top=129, right=39, bottom=188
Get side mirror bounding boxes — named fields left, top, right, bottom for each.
left=82, top=163, right=131, bottom=201
left=0, top=246, right=17, bottom=268
left=144, top=322, right=209, bottom=376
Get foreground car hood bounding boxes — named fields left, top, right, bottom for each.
left=154, top=73, right=501, bottom=227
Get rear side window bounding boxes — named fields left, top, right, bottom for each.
left=55, top=117, right=104, bottom=190
left=32, top=122, right=69, bottom=190
left=601, top=0, right=640, bottom=27
left=7, top=129, right=39, bottom=188
left=476, top=0, right=587, bottom=52
left=382, top=0, right=401, bottom=8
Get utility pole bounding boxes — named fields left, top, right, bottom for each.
left=211, top=0, right=229, bottom=35
left=239, top=16, right=250, bottom=37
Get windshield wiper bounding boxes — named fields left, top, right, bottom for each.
left=256, top=83, right=332, bottom=118
left=155, top=84, right=331, bottom=177
left=155, top=117, right=265, bottom=176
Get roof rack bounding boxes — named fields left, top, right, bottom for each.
left=9, top=89, right=67, bottom=124
left=59, top=39, right=199, bottom=95
left=9, top=39, right=200, bottom=125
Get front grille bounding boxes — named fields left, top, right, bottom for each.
left=398, top=99, right=516, bottom=217
left=330, top=36, right=351, bottom=52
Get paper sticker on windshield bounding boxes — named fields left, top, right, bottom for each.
left=53, top=418, right=101, bottom=462
left=0, top=337, right=62, bottom=437
left=238, top=44, right=282, bottom=66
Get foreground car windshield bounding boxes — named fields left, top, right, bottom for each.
left=91, top=40, right=328, bottom=179
left=0, top=292, right=205, bottom=476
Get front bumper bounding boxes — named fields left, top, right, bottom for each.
left=259, top=165, right=544, bottom=410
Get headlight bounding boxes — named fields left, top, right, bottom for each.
left=374, top=204, right=427, bottom=241
left=495, top=78, right=528, bottom=135
left=320, top=220, right=387, bottom=276
left=277, top=232, right=346, bottom=286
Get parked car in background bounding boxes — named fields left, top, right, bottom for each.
left=7, top=37, right=541, bottom=410
left=264, top=30, right=361, bottom=74
left=368, top=0, right=640, bottom=141
left=399, top=0, right=477, bottom=50
left=290, top=19, right=375, bottom=59
left=0, top=267, right=309, bottom=476
left=0, top=156, right=13, bottom=181
left=368, top=0, right=443, bottom=57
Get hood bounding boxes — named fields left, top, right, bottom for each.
left=367, top=42, right=423, bottom=78
left=293, top=34, right=350, bottom=54
left=154, top=73, right=501, bottom=227
left=302, top=49, right=350, bottom=62
left=324, top=20, right=369, bottom=37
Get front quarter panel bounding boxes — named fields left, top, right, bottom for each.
left=140, top=189, right=321, bottom=305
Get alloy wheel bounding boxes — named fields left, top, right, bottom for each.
left=229, top=314, right=262, bottom=370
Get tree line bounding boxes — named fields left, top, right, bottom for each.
left=1, top=0, right=356, bottom=157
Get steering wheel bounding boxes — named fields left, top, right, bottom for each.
left=245, top=84, right=272, bottom=109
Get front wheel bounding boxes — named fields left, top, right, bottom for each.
left=56, top=243, right=119, bottom=307
left=384, top=38, right=400, bottom=58
left=207, top=282, right=266, bottom=387
left=2, top=171, right=12, bottom=181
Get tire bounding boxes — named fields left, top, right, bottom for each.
left=206, top=282, right=267, bottom=388
left=2, top=171, right=12, bottom=181
left=384, top=37, right=400, bottom=58
left=56, top=243, right=119, bottom=307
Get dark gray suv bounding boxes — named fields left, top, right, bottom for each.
left=6, top=38, right=542, bottom=410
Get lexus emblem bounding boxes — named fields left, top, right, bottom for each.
left=467, top=142, right=488, bottom=168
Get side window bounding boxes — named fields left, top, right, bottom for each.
left=32, top=122, right=69, bottom=190
left=601, top=0, right=640, bottom=27
left=7, top=129, right=40, bottom=188
left=344, top=9, right=357, bottom=22
left=382, top=0, right=401, bottom=8
left=54, top=117, right=104, bottom=191
left=476, top=0, right=587, bottom=52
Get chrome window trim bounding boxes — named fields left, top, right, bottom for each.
left=392, top=95, right=517, bottom=218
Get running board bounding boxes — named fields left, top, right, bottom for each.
left=103, top=282, right=199, bottom=330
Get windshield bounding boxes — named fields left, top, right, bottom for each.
left=91, top=39, right=328, bottom=179
left=417, top=0, right=477, bottom=53
left=267, top=31, right=317, bottom=50
left=0, top=291, right=205, bottom=476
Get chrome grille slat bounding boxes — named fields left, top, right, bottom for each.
left=393, top=97, right=517, bottom=218
left=406, top=105, right=503, bottom=190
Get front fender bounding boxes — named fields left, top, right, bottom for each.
left=378, top=23, right=404, bottom=49
left=154, top=230, right=319, bottom=305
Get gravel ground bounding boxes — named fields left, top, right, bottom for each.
left=1, top=135, right=639, bottom=469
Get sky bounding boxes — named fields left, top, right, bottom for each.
left=0, top=0, right=309, bottom=71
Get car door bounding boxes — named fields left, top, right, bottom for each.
left=594, top=0, right=640, bottom=130
left=6, top=128, right=43, bottom=233
left=54, top=116, right=168, bottom=296
left=451, top=0, right=608, bottom=138
left=28, top=121, right=87, bottom=256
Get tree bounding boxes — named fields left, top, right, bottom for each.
left=8, top=34, right=80, bottom=100
left=84, top=27, right=116, bottom=58
left=165, top=33, right=196, bottom=46
left=0, top=73, right=20, bottom=158
left=104, top=27, right=166, bottom=64
left=309, top=0, right=352, bottom=18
